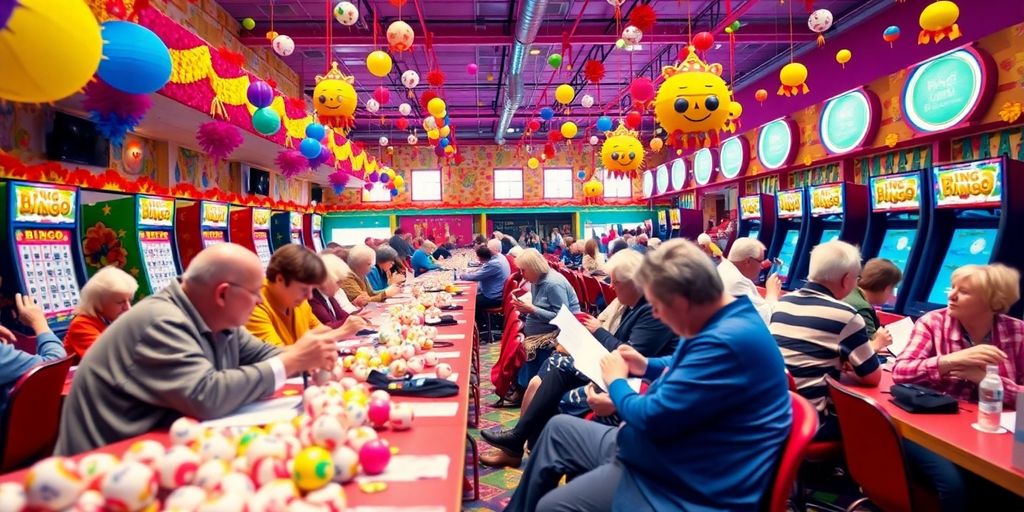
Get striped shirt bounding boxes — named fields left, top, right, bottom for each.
left=769, top=282, right=879, bottom=413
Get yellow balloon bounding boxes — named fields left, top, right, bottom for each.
left=444, top=145, right=455, bottom=154
left=366, top=50, right=393, bottom=78
left=427, top=97, right=447, bottom=117
left=919, top=0, right=959, bottom=31
left=0, top=0, right=103, bottom=103
left=560, top=121, right=578, bottom=139
left=438, top=125, right=451, bottom=138
left=555, top=84, right=575, bottom=105
left=393, top=175, right=405, bottom=188
left=427, top=129, right=440, bottom=139
left=835, top=49, right=852, bottom=65
left=527, top=157, right=540, bottom=169
left=779, top=62, right=808, bottom=87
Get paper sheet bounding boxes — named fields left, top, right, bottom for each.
left=435, top=333, right=465, bottom=340
left=884, top=317, right=916, bottom=356
left=406, top=402, right=459, bottom=417
left=412, top=372, right=459, bottom=382
left=549, top=305, right=614, bottom=391
left=1001, top=411, right=1017, bottom=432
left=355, top=455, right=450, bottom=483
left=201, top=396, right=301, bottom=428
left=434, top=351, right=461, bottom=359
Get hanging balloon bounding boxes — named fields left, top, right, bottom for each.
left=426, top=129, right=440, bottom=139
left=386, top=20, right=415, bottom=52
left=266, top=30, right=279, bottom=41
left=333, top=2, right=359, bottom=26
left=438, top=125, right=451, bottom=138
left=390, top=188, right=400, bottom=197
left=527, top=119, right=541, bottom=132
left=625, top=111, right=642, bottom=130
left=247, top=81, right=275, bottom=109
left=98, top=21, right=173, bottom=95
left=305, top=123, right=327, bottom=141
left=365, top=98, right=380, bottom=114
left=622, top=26, right=643, bottom=51
left=466, top=63, right=478, bottom=75
left=692, top=31, right=714, bottom=52
left=807, top=9, right=834, bottom=46
left=547, top=53, right=562, bottom=69
left=555, top=84, right=575, bottom=106
left=655, top=47, right=736, bottom=149
left=755, top=89, right=769, bottom=105
left=583, top=179, right=604, bottom=200
left=918, top=1, right=961, bottom=45
left=835, top=49, right=852, bottom=68
left=543, top=143, right=556, bottom=159
left=726, top=20, right=741, bottom=33
left=395, top=118, right=409, bottom=130
left=444, top=145, right=456, bottom=155
left=883, top=25, right=901, bottom=47
left=527, top=157, right=540, bottom=169
left=393, top=175, right=405, bottom=188
left=366, top=50, right=393, bottom=77
left=380, top=173, right=390, bottom=184
left=629, top=77, right=655, bottom=106
left=649, top=138, right=664, bottom=151
left=313, top=61, right=358, bottom=133
left=778, top=62, right=809, bottom=96
left=539, top=107, right=555, bottom=121
left=401, top=70, right=420, bottom=91
left=407, top=134, right=418, bottom=145
left=589, top=135, right=600, bottom=145
left=427, top=97, right=447, bottom=118
left=725, top=102, right=743, bottom=133
left=423, top=116, right=438, bottom=131
left=596, top=116, right=613, bottom=132
left=272, top=35, right=295, bottom=56
left=300, top=138, right=322, bottom=158
left=241, top=18, right=256, bottom=30
left=437, top=137, right=450, bottom=148
left=373, top=86, right=391, bottom=105
left=398, top=103, right=412, bottom=116
left=580, top=94, right=595, bottom=108
left=615, top=39, right=627, bottom=50
left=252, top=107, right=281, bottom=135
left=379, top=136, right=389, bottom=147
left=560, top=122, right=578, bottom=139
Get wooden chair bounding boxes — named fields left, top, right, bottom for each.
left=0, top=356, right=74, bottom=472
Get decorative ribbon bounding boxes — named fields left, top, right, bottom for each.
left=918, top=25, right=961, bottom=45
left=778, top=83, right=810, bottom=97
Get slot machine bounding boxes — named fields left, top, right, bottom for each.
left=303, top=213, right=325, bottom=253
left=270, top=211, right=304, bottom=252
left=738, top=194, right=776, bottom=248
left=175, top=200, right=230, bottom=270
left=768, top=188, right=808, bottom=290
left=230, top=206, right=274, bottom=268
left=789, top=182, right=868, bottom=289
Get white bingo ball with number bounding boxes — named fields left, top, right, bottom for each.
left=435, top=363, right=453, bottom=380
left=339, top=377, right=359, bottom=390
left=406, top=355, right=425, bottom=374
left=164, top=485, right=206, bottom=511
left=78, top=452, right=120, bottom=488
left=100, top=461, right=158, bottom=512
left=0, top=482, right=26, bottom=512
left=400, top=343, right=417, bottom=360
left=346, top=425, right=378, bottom=452
left=25, top=457, right=84, bottom=510
left=330, top=446, right=360, bottom=483
left=248, top=479, right=299, bottom=511
left=198, top=433, right=237, bottom=462
left=249, top=456, right=290, bottom=487
left=266, top=421, right=298, bottom=439
left=352, top=365, right=371, bottom=382
left=305, top=482, right=347, bottom=512
left=199, top=491, right=248, bottom=512
left=70, top=489, right=105, bottom=512
left=423, top=351, right=439, bottom=367
left=158, top=445, right=201, bottom=489
left=343, top=403, right=368, bottom=428
left=170, top=417, right=204, bottom=446
left=369, top=389, right=391, bottom=403
left=193, top=460, right=230, bottom=491
left=311, top=415, right=347, bottom=451
left=388, top=359, right=408, bottom=378
left=214, top=472, right=256, bottom=497
left=389, top=402, right=415, bottom=430
left=245, top=435, right=288, bottom=461
left=123, top=439, right=166, bottom=468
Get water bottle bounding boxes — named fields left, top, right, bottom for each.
left=978, top=364, right=1004, bottom=432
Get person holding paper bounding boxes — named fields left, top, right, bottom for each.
left=480, top=249, right=675, bottom=467
left=366, top=245, right=406, bottom=293
left=505, top=239, right=791, bottom=512
left=843, top=258, right=902, bottom=351
left=56, top=244, right=344, bottom=455
left=770, top=241, right=880, bottom=441
left=310, top=254, right=352, bottom=328
left=717, top=237, right=780, bottom=324
left=411, top=240, right=441, bottom=276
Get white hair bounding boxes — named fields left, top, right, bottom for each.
left=808, top=240, right=862, bottom=284
left=604, top=249, right=644, bottom=283
left=515, top=248, right=550, bottom=275
left=648, top=237, right=662, bottom=249
left=696, top=233, right=712, bottom=246
left=420, top=239, right=437, bottom=252
left=728, top=237, right=766, bottom=262
left=76, top=266, right=139, bottom=317
left=347, top=244, right=377, bottom=267
left=320, top=254, right=351, bottom=284
left=487, top=239, right=502, bottom=254
left=509, top=245, right=524, bottom=257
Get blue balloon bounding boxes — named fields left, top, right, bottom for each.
left=444, top=115, right=451, bottom=125
left=380, top=173, right=390, bottom=184
left=300, top=137, right=322, bottom=158
left=439, top=137, right=450, bottom=148
left=390, top=187, right=400, bottom=197
left=540, top=107, right=555, bottom=121
left=305, top=123, right=326, bottom=141
left=596, top=116, right=613, bottom=132
left=97, top=21, right=172, bottom=94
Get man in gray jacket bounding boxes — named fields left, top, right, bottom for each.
left=55, top=243, right=342, bottom=455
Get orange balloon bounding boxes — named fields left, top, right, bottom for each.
left=755, top=89, right=768, bottom=103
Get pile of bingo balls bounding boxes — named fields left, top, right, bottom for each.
left=0, top=382, right=412, bottom=511
left=340, top=323, right=453, bottom=381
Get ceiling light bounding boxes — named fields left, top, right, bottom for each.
left=529, top=48, right=541, bottom=55
left=506, top=128, right=517, bottom=133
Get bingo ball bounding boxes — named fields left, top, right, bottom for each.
left=306, top=482, right=347, bottom=512
left=272, top=35, right=295, bottom=57
left=358, top=439, right=391, bottom=476
left=267, top=421, right=298, bottom=439
left=330, top=446, right=360, bottom=483
left=198, top=433, right=237, bottom=462
left=197, top=492, right=247, bottom=512
left=311, top=415, right=347, bottom=450
left=387, top=345, right=403, bottom=361
left=303, top=386, right=324, bottom=402
left=368, top=356, right=383, bottom=369
left=340, top=377, right=358, bottom=390
left=249, top=479, right=299, bottom=512
left=292, top=447, right=335, bottom=492
left=164, top=486, right=206, bottom=511
left=400, top=343, right=417, bottom=360
left=389, top=359, right=408, bottom=378
left=250, top=456, right=290, bottom=487
left=157, top=445, right=201, bottom=489
left=305, top=395, right=330, bottom=417
left=193, top=460, right=230, bottom=491
left=170, top=417, right=204, bottom=446
left=342, top=387, right=368, bottom=407
left=343, top=402, right=369, bottom=428
left=231, top=456, right=251, bottom=474
left=406, top=356, right=425, bottom=374
left=419, top=338, right=434, bottom=351
left=435, top=363, right=453, bottom=380
left=0, top=482, right=27, bottom=512
left=353, top=365, right=371, bottom=382
left=123, top=439, right=166, bottom=468
left=25, top=457, right=84, bottom=510
left=246, top=435, right=288, bottom=461
left=78, top=452, right=120, bottom=488
left=237, top=427, right=266, bottom=456
left=346, top=426, right=378, bottom=452
left=100, top=461, right=158, bottom=512
left=369, top=389, right=391, bottom=403
left=342, top=355, right=356, bottom=369
left=215, top=473, right=256, bottom=497
left=390, top=403, right=415, bottom=431
left=71, top=489, right=105, bottom=512
left=423, top=352, right=439, bottom=367
left=367, top=399, right=391, bottom=428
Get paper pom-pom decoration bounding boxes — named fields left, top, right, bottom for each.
left=372, top=86, right=391, bottom=105
left=583, top=60, right=606, bottom=83
left=276, top=150, right=309, bottom=178
left=196, top=121, right=244, bottom=162
left=628, top=4, right=657, bottom=32
left=82, top=79, right=153, bottom=147
left=426, top=69, right=446, bottom=88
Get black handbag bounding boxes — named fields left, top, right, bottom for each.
left=890, top=383, right=960, bottom=414
left=366, top=370, right=459, bottom=397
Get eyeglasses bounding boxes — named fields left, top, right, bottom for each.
left=226, top=281, right=262, bottom=299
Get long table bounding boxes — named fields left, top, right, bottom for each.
left=0, top=282, right=480, bottom=511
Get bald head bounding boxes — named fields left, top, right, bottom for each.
left=183, top=243, right=263, bottom=287
left=181, top=243, right=265, bottom=332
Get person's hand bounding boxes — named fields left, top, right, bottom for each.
left=940, top=345, right=1008, bottom=376
left=513, top=298, right=536, bottom=315
left=871, top=327, right=893, bottom=353
left=0, top=325, right=14, bottom=344
left=281, top=325, right=340, bottom=375
left=577, top=314, right=601, bottom=333
left=765, top=273, right=782, bottom=302
left=600, top=350, right=629, bottom=385
left=585, top=384, right=617, bottom=417
left=337, top=315, right=369, bottom=338
left=391, top=273, right=406, bottom=285
left=353, top=293, right=370, bottom=307
left=616, top=345, right=648, bottom=376
left=15, top=294, right=49, bottom=334
left=949, top=365, right=988, bottom=384
left=384, top=286, right=399, bottom=298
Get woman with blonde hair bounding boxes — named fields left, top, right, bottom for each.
left=64, top=266, right=139, bottom=361
left=310, top=254, right=352, bottom=328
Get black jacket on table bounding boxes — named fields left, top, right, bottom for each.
left=593, top=297, right=677, bottom=357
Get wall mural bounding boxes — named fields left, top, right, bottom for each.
left=174, top=146, right=231, bottom=191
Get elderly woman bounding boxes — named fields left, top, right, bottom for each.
left=410, top=240, right=441, bottom=276
left=367, top=245, right=406, bottom=293
left=310, top=254, right=352, bottom=328
left=560, top=238, right=583, bottom=268
left=893, top=263, right=1024, bottom=511
left=342, top=244, right=398, bottom=304
left=64, top=266, right=139, bottom=362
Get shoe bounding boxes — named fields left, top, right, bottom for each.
left=480, top=428, right=526, bottom=458
left=492, top=389, right=524, bottom=408
left=480, top=448, right=523, bottom=468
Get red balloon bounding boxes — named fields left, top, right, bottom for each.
left=692, top=31, right=714, bottom=52
left=373, top=86, right=391, bottom=105
left=544, top=143, right=556, bottom=158
left=547, top=131, right=563, bottom=142
left=625, top=111, right=642, bottom=129
left=629, top=77, right=655, bottom=103
left=395, top=118, right=409, bottom=130
left=528, top=119, right=541, bottom=132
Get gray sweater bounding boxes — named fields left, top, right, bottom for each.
left=523, top=271, right=581, bottom=336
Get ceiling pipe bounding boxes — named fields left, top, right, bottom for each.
left=494, top=0, right=549, bottom=145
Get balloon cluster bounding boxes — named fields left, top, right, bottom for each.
left=420, top=97, right=461, bottom=164
left=248, top=81, right=281, bottom=136
left=299, top=123, right=332, bottom=171
left=365, top=167, right=405, bottom=197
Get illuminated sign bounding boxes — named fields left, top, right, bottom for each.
left=757, top=118, right=798, bottom=170
left=670, top=159, right=687, bottom=190
left=252, top=208, right=272, bottom=229
left=13, top=183, right=76, bottom=224
left=15, top=229, right=70, bottom=242
left=739, top=196, right=762, bottom=220
left=254, top=231, right=269, bottom=240
left=642, top=170, right=653, bottom=198
left=669, top=209, right=681, bottom=228
left=201, top=202, right=228, bottom=228
left=902, top=47, right=993, bottom=133
left=776, top=189, right=804, bottom=219
left=693, top=148, right=715, bottom=185
left=312, top=214, right=322, bottom=231
left=871, top=173, right=922, bottom=212
left=719, top=136, right=749, bottom=179
left=657, top=210, right=667, bottom=227
left=138, top=196, right=174, bottom=227
left=139, top=230, right=171, bottom=242
left=655, top=164, right=669, bottom=194
left=290, top=212, right=302, bottom=230
left=809, top=183, right=844, bottom=216
left=820, top=89, right=879, bottom=154
left=932, top=158, right=1002, bottom=209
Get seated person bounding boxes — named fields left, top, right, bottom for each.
left=481, top=250, right=676, bottom=467
left=893, top=263, right=1024, bottom=511
left=64, top=266, right=138, bottom=362
left=342, top=244, right=399, bottom=305
left=247, top=244, right=366, bottom=347
left=770, top=240, right=880, bottom=440
left=459, top=241, right=511, bottom=328
left=56, top=244, right=344, bottom=455
left=647, top=237, right=662, bottom=250
left=560, top=237, right=582, bottom=268
left=0, top=294, right=65, bottom=411
left=581, top=238, right=605, bottom=274
left=717, top=237, right=781, bottom=324
left=367, top=245, right=406, bottom=293
left=631, top=233, right=649, bottom=254
left=310, top=254, right=352, bottom=328
left=411, top=240, right=441, bottom=276
left=320, top=248, right=359, bottom=314
left=506, top=239, right=792, bottom=512
left=844, top=258, right=902, bottom=351
left=432, top=236, right=454, bottom=260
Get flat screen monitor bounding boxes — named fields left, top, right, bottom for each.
left=926, top=228, right=997, bottom=305
left=820, top=229, right=841, bottom=245
left=876, top=228, right=918, bottom=299
left=776, top=230, right=801, bottom=283
left=748, top=229, right=760, bottom=242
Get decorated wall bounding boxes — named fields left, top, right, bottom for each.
left=398, top=215, right=475, bottom=246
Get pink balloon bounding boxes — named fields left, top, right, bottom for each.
left=629, top=77, right=655, bottom=103
left=466, top=63, right=478, bottom=75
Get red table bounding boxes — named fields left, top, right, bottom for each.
left=5, top=283, right=479, bottom=511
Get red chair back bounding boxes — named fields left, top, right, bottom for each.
left=765, top=392, right=819, bottom=512
left=598, top=280, right=617, bottom=304
left=582, top=275, right=602, bottom=309
left=825, top=376, right=915, bottom=512
left=0, top=356, right=74, bottom=471
left=491, top=318, right=525, bottom=398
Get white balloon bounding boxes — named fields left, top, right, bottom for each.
left=422, top=117, right=438, bottom=131
left=398, top=103, right=412, bottom=116
left=622, top=25, right=643, bottom=46
left=401, top=70, right=420, bottom=89
left=589, top=135, right=599, bottom=145
left=580, top=94, right=595, bottom=108
left=407, top=134, right=418, bottom=145
left=366, top=98, right=380, bottom=113
left=379, top=136, right=389, bottom=146
left=807, top=9, right=833, bottom=33
left=607, top=0, right=626, bottom=6
left=333, top=2, right=359, bottom=26
left=271, top=35, right=294, bottom=57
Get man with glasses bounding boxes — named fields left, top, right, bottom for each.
left=56, top=243, right=345, bottom=455
left=717, top=237, right=781, bottom=324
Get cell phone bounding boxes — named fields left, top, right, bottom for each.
left=768, top=258, right=783, bottom=276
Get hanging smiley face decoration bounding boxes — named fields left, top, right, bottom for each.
left=601, top=122, right=645, bottom=178
left=654, top=46, right=736, bottom=149
left=313, top=61, right=358, bottom=133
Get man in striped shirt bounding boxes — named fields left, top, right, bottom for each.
left=769, top=240, right=882, bottom=440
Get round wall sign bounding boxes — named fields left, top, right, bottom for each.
left=820, top=89, right=879, bottom=154
left=641, top=170, right=654, bottom=198
left=693, top=148, right=716, bottom=185
left=901, top=47, right=993, bottom=133
left=670, top=158, right=687, bottom=190
left=757, top=118, right=798, bottom=170
left=719, top=136, right=749, bottom=179
left=655, top=164, right=669, bottom=194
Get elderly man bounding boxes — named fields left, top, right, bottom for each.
left=342, top=244, right=398, bottom=304
left=459, top=240, right=511, bottom=327
left=481, top=250, right=676, bottom=467
left=505, top=239, right=792, bottom=511
left=718, top=237, right=782, bottom=324
left=55, top=244, right=343, bottom=455
left=0, top=294, right=65, bottom=410
left=770, top=240, right=880, bottom=441
left=632, top=233, right=650, bottom=254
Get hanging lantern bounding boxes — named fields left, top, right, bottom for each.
left=807, top=9, right=833, bottom=46
left=778, top=62, right=809, bottom=96
left=883, top=25, right=901, bottom=47
left=600, top=123, right=645, bottom=177
left=333, top=2, right=359, bottom=26
left=622, top=25, right=643, bottom=51
left=755, top=89, right=768, bottom=105
left=272, top=34, right=295, bottom=57
left=313, top=61, right=358, bottom=133
left=379, top=136, right=389, bottom=147
left=691, top=32, right=714, bottom=52
left=386, top=20, right=415, bottom=52
left=398, top=103, right=412, bottom=116
left=407, top=134, right=418, bottom=145
left=365, top=98, right=380, bottom=114
left=401, top=70, right=420, bottom=89
left=654, top=46, right=735, bottom=149
left=918, top=1, right=961, bottom=45
left=580, top=94, right=595, bottom=108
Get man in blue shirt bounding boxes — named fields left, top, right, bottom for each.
left=0, top=293, right=67, bottom=411
left=506, top=239, right=792, bottom=512
left=458, top=241, right=510, bottom=332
